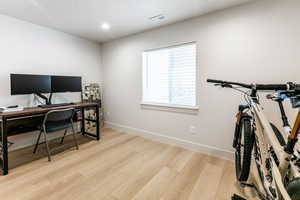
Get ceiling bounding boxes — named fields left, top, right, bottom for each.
left=0, top=0, right=254, bottom=43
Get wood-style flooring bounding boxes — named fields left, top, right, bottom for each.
left=0, top=128, right=260, bottom=200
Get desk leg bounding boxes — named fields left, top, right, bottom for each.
left=1, top=117, right=8, bottom=175
left=81, top=107, right=85, bottom=135
left=96, top=105, right=100, bottom=141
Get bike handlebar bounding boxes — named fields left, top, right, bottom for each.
left=207, top=79, right=300, bottom=91
left=207, top=79, right=251, bottom=89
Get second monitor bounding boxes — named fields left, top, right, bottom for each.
left=10, top=74, right=82, bottom=105
left=51, top=76, right=82, bottom=93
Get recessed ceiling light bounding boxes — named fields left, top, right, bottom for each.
left=101, top=23, right=111, bottom=30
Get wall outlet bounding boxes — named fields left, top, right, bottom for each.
left=189, top=126, right=197, bottom=135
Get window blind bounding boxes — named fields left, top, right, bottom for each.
left=143, top=42, right=197, bottom=107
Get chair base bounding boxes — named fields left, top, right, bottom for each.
left=33, top=127, right=79, bottom=162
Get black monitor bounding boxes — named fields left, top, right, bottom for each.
left=51, top=76, right=82, bottom=93
left=10, top=74, right=51, bottom=95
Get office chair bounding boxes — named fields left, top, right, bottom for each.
left=33, top=108, right=79, bottom=161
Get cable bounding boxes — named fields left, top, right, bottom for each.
left=219, top=86, right=254, bottom=113
left=230, top=86, right=252, bottom=106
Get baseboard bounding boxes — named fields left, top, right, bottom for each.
left=104, top=121, right=234, bottom=160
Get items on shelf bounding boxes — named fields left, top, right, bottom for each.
left=85, top=109, right=97, bottom=133
left=82, top=83, right=102, bottom=102
left=82, top=83, right=104, bottom=129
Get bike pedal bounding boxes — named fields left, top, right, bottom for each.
left=232, top=194, right=246, bottom=200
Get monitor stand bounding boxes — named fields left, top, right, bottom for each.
left=35, top=93, right=52, bottom=105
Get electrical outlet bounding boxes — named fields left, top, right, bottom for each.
left=189, top=126, right=197, bottom=135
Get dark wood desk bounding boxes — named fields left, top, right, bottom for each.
left=0, top=102, right=100, bottom=175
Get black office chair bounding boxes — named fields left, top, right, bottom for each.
left=33, top=108, right=79, bottom=161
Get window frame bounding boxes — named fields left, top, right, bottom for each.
left=141, top=41, right=199, bottom=112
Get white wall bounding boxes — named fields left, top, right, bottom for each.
left=0, top=14, right=102, bottom=148
left=0, top=14, right=102, bottom=107
left=101, top=0, right=300, bottom=158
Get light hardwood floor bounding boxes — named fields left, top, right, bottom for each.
left=0, top=128, right=259, bottom=200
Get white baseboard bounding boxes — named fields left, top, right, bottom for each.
left=104, top=121, right=234, bottom=160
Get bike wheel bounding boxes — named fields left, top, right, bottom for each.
left=287, top=177, right=300, bottom=200
left=270, top=123, right=286, bottom=146
left=235, top=117, right=254, bottom=182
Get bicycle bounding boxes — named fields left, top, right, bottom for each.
left=207, top=79, right=300, bottom=200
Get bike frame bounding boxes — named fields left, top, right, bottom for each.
left=206, top=78, right=300, bottom=199
left=249, top=97, right=300, bottom=200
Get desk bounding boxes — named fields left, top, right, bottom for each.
left=0, top=102, right=100, bottom=175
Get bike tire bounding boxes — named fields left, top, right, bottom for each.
left=270, top=123, right=286, bottom=146
left=235, top=117, right=254, bottom=182
left=286, top=177, right=300, bottom=200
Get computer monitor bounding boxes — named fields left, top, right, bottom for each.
left=10, top=74, right=51, bottom=95
left=51, top=76, right=82, bottom=93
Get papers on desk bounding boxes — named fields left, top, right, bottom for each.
left=0, top=106, right=24, bottom=113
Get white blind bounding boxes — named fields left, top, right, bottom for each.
left=143, top=42, right=196, bottom=107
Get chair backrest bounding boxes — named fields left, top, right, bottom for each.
left=43, top=108, right=75, bottom=125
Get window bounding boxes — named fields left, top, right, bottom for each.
left=142, top=42, right=197, bottom=109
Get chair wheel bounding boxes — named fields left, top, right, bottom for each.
left=232, top=194, right=246, bottom=200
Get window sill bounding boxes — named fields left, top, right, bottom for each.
left=140, top=102, right=199, bottom=114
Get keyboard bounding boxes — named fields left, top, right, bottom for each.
left=38, top=103, right=74, bottom=108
